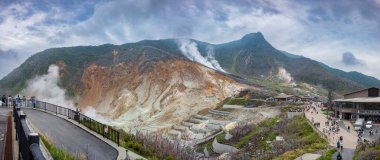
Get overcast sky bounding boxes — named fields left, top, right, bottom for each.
left=0, top=0, right=380, bottom=79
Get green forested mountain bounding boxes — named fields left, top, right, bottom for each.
left=1, top=32, right=379, bottom=95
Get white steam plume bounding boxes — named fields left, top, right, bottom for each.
left=206, top=45, right=226, bottom=72
left=22, top=65, right=119, bottom=126
left=277, top=67, right=293, bottom=83
left=81, top=106, right=121, bottom=126
left=177, top=39, right=226, bottom=73
left=22, top=65, right=75, bottom=109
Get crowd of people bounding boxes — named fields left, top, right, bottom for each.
left=322, top=120, right=341, bottom=135
left=357, top=126, right=379, bottom=144
left=305, top=102, right=348, bottom=159
left=1, top=95, right=37, bottom=108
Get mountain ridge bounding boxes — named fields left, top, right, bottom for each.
left=1, top=32, right=379, bottom=95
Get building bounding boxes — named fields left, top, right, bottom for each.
left=274, top=93, right=300, bottom=102
left=333, top=87, right=380, bottom=122
left=300, top=96, right=313, bottom=102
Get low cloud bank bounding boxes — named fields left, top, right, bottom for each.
left=342, top=51, right=364, bottom=66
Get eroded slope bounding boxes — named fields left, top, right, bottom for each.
left=79, top=59, right=246, bottom=131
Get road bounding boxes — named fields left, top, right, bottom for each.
left=23, top=108, right=118, bottom=160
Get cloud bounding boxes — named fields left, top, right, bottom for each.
left=0, top=49, right=20, bottom=78
left=0, top=0, right=380, bottom=79
left=342, top=52, right=363, bottom=66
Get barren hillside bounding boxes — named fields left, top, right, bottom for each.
left=79, top=58, right=247, bottom=131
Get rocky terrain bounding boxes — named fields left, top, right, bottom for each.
left=78, top=59, right=247, bottom=131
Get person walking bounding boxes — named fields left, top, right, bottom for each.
left=339, top=140, right=343, bottom=152
left=337, top=139, right=340, bottom=149
left=7, top=95, right=12, bottom=107
left=348, top=125, right=350, bottom=132
left=336, top=152, right=342, bottom=160
left=1, top=95, right=5, bottom=106
left=22, top=95, right=26, bottom=107
left=31, top=96, right=36, bottom=108
left=16, top=95, right=21, bottom=108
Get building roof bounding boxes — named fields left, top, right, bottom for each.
left=343, top=87, right=380, bottom=96
left=274, top=93, right=299, bottom=99
left=334, top=97, right=380, bottom=103
left=301, top=96, right=313, bottom=99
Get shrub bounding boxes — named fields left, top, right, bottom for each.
left=317, top=148, right=337, bottom=160
left=358, top=149, right=380, bottom=160
left=229, top=121, right=254, bottom=138
left=40, top=135, right=80, bottom=160
left=234, top=125, right=260, bottom=148
left=227, top=98, right=248, bottom=106
left=121, top=130, right=196, bottom=160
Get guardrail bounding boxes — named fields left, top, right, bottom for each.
left=14, top=107, right=46, bottom=160
left=30, top=101, right=120, bottom=146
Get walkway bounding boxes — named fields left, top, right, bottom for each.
left=23, top=108, right=118, bottom=160
left=304, top=104, right=357, bottom=160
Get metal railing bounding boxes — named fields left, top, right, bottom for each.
left=305, top=114, right=329, bottom=141
left=14, top=107, right=46, bottom=160
left=31, top=101, right=120, bottom=146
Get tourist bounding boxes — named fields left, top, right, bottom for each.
left=336, top=152, right=342, bottom=160
left=16, top=95, right=21, bottom=108
left=31, top=96, right=36, bottom=108
left=22, top=95, right=26, bottom=107
left=7, top=95, right=12, bottom=107
left=336, top=139, right=340, bottom=149
left=340, top=140, right=343, bottom=151
left=1, top=95, right=6, bottom=106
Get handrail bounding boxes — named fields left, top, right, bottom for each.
left=14, top=107, right=46, bottom=160
left=305, top=114, right=329, bottom=142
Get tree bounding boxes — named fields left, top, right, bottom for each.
left=327, top=89, right=334, bottom=110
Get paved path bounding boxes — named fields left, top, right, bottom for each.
left=305, top=104, right=357, bottom=160
left=23, top=108, right=118, bottom=160
left=295, top=153, right=321, bottom=160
